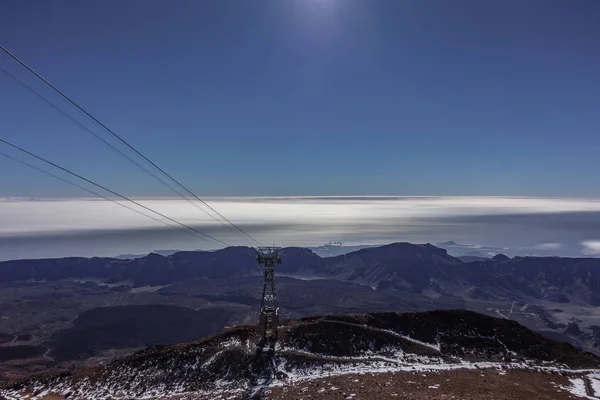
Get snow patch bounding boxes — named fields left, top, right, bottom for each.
left=560, top=378, right=596, bottom=399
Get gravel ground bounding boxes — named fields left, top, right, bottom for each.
left=263, top=368, right=590, bottom=400
left=9, top=368, right=592, bottom=399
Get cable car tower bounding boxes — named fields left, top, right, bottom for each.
left=257, top=246, right=282, bottom=342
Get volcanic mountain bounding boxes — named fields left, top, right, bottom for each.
left=2, top=310, right=600, bottom=399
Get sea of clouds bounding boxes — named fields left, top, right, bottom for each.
left=2, top=196, right=600, bottom=260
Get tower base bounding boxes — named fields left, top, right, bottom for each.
left=259, top=313, right=279, bottom=342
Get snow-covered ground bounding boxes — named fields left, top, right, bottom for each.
left=2, top=334, right=600, bottom=400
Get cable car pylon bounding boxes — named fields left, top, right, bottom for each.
left=256, top=246, right=282, bottom=343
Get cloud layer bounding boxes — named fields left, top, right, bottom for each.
left=2, top=196, right=600, bottom=260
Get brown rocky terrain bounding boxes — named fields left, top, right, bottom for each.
left=2, top=310, right=600, bottom=399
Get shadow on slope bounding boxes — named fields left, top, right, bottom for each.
left=46, top=304, right=232, bottom=361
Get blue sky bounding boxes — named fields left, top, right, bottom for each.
left=1, top=0, right=599, bottom=197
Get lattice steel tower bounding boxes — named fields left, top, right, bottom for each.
left=257, top=246, right=282, bottom=342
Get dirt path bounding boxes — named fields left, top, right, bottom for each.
left=583, top=375, right=596, bottom=397
left=42, top=347, right=52, bottom=361
left=278, top=349, right=392, bottom=364
left=318, top=318, right=441, bottom=352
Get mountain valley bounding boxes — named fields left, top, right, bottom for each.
left=2, top=242, right=600, bottom=383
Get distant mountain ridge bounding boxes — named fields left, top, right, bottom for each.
left=0, top=246, right=261, bottom=287
left=3, top=242, right=600, bottom=307
left=113, top=244, right=377, bottom=261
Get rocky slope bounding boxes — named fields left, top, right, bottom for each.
left=2, top=310, right=600, bottom=399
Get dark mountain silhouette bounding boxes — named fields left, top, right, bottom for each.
left=0, top=246, right=261, bottom=287
left=277, top=247, right=323, bottom=275
left=492, top=253, right=511, bottom=262
left=4, top=242, right=600, bottom=305
left=325, top=242, right=462, bottom=291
